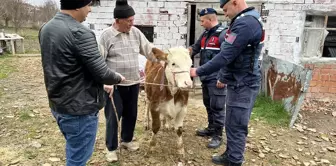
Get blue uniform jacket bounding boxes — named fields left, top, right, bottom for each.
left=191, top=23, right=226, bottom=85
left=196, top=7, right=264, bottom=86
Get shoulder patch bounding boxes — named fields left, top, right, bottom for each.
left=225, top=32, right=237, bottom=45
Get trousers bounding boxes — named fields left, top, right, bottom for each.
left=225, top=83, right=259, bottom=163
left=104, top=84, right=139, bottom=151
left=51, top=110, right=98, bottom=166
left=202, top=84, right=226, bottom=130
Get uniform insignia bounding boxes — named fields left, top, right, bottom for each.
left=225, top=32, right=237, bottom=45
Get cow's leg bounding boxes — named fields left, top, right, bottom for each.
left=161, top=115, right=174, bottom=131
left=160, top=114, right=167, bottom=130
left=144, top=98, right=151, bottom=130
left=149, top=103, right=160, bottom=151
left=160, top=100, right=174, bottom=131
left=174, top=103, right=187, bottom=157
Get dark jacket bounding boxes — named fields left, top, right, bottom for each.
left=190, top=23, right=227, bottom=85
left=39, top=12, right=121, bottom=115
left=196, top=7, right=264, bottom=86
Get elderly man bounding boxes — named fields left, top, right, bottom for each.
left=190, top=0, right=265, bottom=165
left=188, top=8, right=227, bottom=149
left=99, top=0, right=164, bottom=162
left=39, top=0, right=125, bottom=165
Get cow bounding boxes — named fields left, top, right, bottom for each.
left=144, top=47, right=193, bottom=157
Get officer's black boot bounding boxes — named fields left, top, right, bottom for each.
left=212, top=152, right=229, bottom=165
left=212, top=152, right=242, bottom=166
left=207, top=127, right=223, bottom=148
left=196, top=127, right=215, bottom=137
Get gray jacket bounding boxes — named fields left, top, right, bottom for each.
left=39, top=12, right=121, bottom=115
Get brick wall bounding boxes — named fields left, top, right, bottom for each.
left=305, top=63, right=336, bottom=99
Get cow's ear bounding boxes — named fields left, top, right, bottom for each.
left=152, top=47, right=167, bottom=60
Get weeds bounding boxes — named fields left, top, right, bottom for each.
left=252, top=94, right=291, bottom=127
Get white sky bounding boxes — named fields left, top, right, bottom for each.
left=26, top=0, right=60, bottom=7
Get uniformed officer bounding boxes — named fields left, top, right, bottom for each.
left=188, top=8, right=227, bottom=149
left=190, top=0, right=265, bottom=165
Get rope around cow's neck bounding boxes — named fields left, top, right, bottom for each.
left=121, top=79, right=196, bottom=91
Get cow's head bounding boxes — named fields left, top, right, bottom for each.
left=152, top=47, right=193, bottom=89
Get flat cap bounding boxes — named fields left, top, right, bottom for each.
left=199, top=8, right=217, bottom=16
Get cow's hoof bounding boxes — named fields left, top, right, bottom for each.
left=144, top=125, right=151, bottom=130
left=177, top=148, right=185, bottom=158
left=163, top=126, right=173, bottom=131
left=164, top=125, right=169, bottom=130
left=150, top=139, right=156, bottom=147
left=149, top=146, right=156, bottom=154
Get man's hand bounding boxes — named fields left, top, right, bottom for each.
left=188, top=47, right=192, bottom=56
left=104, top=85, right=113, bottom=93
left=116, top=72, right=125, bottom=82
left=216, top=80, right=226, bottom=89
left=190, top=68, right=198, bottom=77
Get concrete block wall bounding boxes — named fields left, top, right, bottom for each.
left=262, top=1, right=336, bottom=64
left=84, top=0, right=189, bottom=50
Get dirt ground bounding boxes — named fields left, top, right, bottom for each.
left=0, top=57, right=335, bottom=166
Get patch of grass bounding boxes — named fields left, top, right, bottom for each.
left=134, top=125, right=144, bottom=137
left=0, top=56, right=16, bottom=79
left=19, top=108, right=33, bottom=121
left=268, top=159, right=281, bottom=164
left=107, top=162, right=120, bottom=166
left=24, top=150, right=37, bottom=159
left=0, top=88, right=3, bottom=97
left=19, top=112, right=31, bottom=121
left=251, top=94, right=290, bottom=127
left=3, top=27, right=38, bottom=39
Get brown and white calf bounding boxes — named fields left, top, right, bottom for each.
left=144, top=47, right=193, bottom=156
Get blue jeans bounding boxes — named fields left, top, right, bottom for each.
left=51, top=110, right=99, bottom=166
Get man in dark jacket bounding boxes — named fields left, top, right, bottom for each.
left=189, top=8, right=227, bottom=149
left=190, top=0, right=265, bottom=165
left=39, top=0, right=124, bottom=165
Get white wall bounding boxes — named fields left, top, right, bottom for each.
left=263, top=1, right=336, bottom=64
left=85, top=0, right=336, bottom=64
left=85, top=0, right=189, bottom=50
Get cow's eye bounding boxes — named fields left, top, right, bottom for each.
left=172, top=63, right=175, bottom=66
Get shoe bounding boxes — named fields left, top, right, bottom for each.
left=106, top=150, right=118, bottom=162
left=207, top=135, right=222, bottom=149
left=120, top=141, right=139, bottom=151
left=212, top=152, right=242, bottom=166
left=196, top=127, right=215, bottom=137
left=212, top=152, right=229, bottom=165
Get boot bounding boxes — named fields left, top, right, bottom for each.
left=207, top=135, right=222, bottom=148
left=207, top=127, right=223, bottom=148
left=196, top=127, right=215, bottom=137
left=212, top=152, right=242, bottom=166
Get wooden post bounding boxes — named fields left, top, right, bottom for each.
left=10, top=40, right=15, bottom=55
left=21, top=39, right=25, bottom=54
